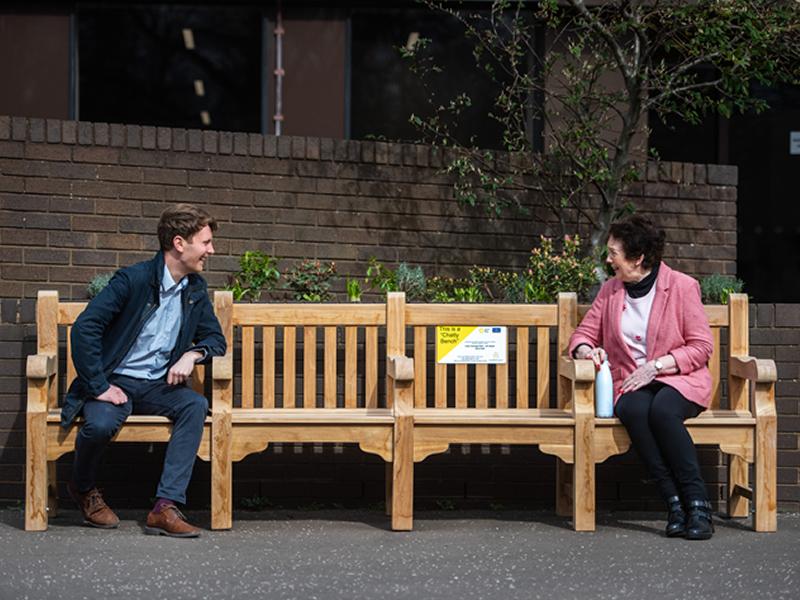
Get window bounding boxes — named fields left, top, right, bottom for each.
left=78, top=5, right=262, bottom=132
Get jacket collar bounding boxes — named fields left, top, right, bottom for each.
left=607, top=261, right=672, bottom=363
left=149, top=250, right=205, bottom=295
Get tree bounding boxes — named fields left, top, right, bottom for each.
left=403, top=0, right=800, bottom=260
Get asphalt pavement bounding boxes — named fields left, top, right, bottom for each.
left=1, top=508, right=797, bottom=600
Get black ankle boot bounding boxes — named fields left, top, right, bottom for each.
left=685, top=499, right=714, bottom=540
left=665, top=496, right=686, bottom=538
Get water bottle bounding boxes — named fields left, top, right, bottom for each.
left=595, top=360, right=614, bottom=418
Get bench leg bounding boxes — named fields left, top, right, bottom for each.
left=727, top=455, right=749, bottom=518
left=385, top=462, right=392, bottom=516
left=47, top=461, right=58, bottom=518
left=391, top=415, right=413, bottom=531
left=25, top=411, right=48, bottom=531
left=755, top=384, right=777, bottom=532
left=211, top=414, right=232, bottom=530
left=555, top=459, right=572, bottom=518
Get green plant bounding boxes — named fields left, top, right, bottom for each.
left=285, top=259, right=337, bottom=302
left=426, top=275, right=486, bottom=303
left=396, top=262, right=427, bottom=300
left=346, top=278, right=363, bottom=302
left=700, top=274, right=744, bottom=305
left=87, top=272, right=114, bottom=299
left=365, top=258, right=398, bottom=294
left=523, top=235, right=597, bottom=302
left=226, top=250, right=280, bottom=302
left=240, top=495, right=273, bottom=511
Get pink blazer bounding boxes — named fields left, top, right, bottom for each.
left=568, top=262, right=714, bottom=408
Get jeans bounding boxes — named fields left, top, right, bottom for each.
left=72, top=374, right=208, bottom=504
left=614, top=382, right=707, bottom=503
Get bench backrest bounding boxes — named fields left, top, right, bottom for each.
left=389, top=292, right=565, bottom=409
left=216, top=291, right=388, bottom=409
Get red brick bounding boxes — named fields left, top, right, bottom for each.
left=3, top=265, right=48, bottom=281
left=0, top=176, right=24, bottom=193
left=72, top=215, right=119, bottom=232
left=71, top=180, right=118, bottom=198
left=71, top=249, right=118, bottom=266
left=24, top=248, right=69, bottom=264
left=1, top=228, right=47, bottom=246
left=95, top=199, right=141, bottom=216
left=97, top=165, right=142, bottom=182
left=96, top=233, right=146, bottom=251
left=24, top=144, right=71, bottom=161
left=0, top=141, right=23, bottom=158
left=10, top=117, right=27, bottom=141
left=94, top=122, right=110, bottom=146
left=0, top=116, right=9, bottom=140
left=48, top=231, right=95, bottom=248
left=141, top=126, right=156, bottom=149
left=143, top=168, right=186, bottom=186
left=188, top=171, right=231, bottom=188
left=203, top=131, right=218, bottom=153
left=73, top=146, right=119, bottom=164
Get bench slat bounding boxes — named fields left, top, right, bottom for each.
left=414, top=327, right=427, bottom=408
left=345, top=327, right=358, bottom=408
left=710, top=327, right=721, bottom=409
left=234, top=304, right=385, bottom=326
left=304, top=327, right=316, bottom=408
left=516, top=327, right=529, bottom=409
left=263, top=326, right=275, bottom=408
left=242, top=326, right=255, bottom=409
left=456, top=364, right=467, bottom=408
left=231, top=408, right=393, bottom=424
left=476, top=364, right=488, bottom=409
left=283, top=326, right=296, bottom=408
left=435, top=362, right=447, bottom=408
left=405, top=304, right=557, bottom=326
left=414, top=408, right=573, bottom=425
left=537, top=327, right=549, bottom=409
left=366, top=327, right=378, bottom=408
left=496, top=362, right=508, bottom=409
left=324, top=327, right=336, bottom=409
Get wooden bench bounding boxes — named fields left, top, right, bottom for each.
left=558, top=293, right=778, bottom=532
left=26, top=289, right=777, bottom=533
left=25, top=290, right=223, bottom=531
left=210, top=291, right=412, bottom=530
left=386, top=292, right=594, bottom=530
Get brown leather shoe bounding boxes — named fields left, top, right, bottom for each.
left=144, top=504, right=201, bottom=538
left=67, top=483, right=120, bottom=529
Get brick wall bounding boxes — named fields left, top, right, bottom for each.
left=1, top=115, right=782, bottom=513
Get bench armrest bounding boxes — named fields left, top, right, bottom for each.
left=26, top=353, right=56, bottom=380
left=387, top=355, right=414, bottom=382
left=730, top=355, right=777, bottom=383
left=212, top=354, right=233, bottom=381
left=558, top=356, right=595, bottom=383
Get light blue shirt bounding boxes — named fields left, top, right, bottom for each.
left=113, top=265, right=187, bottom=380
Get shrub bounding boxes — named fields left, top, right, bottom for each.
left=700, top=273, right=744, bottom=305
left=365, top=257, right=398, bottom=294
left=226, top=250, right=280, bottom=302
left=396, top=263, right=427, bottom=300
left=87, top=272, right=114, bottom=299
left=523, top=235, right=597, bottom=302
left=285, top=259, right=337, bottom=302
left=346, top=278, right=363, bottom=302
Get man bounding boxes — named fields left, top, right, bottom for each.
left=62, top=203, right=226, bottom=537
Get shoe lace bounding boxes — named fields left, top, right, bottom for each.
left=85, top=489, right=109, bottom=515
left=163, top=504, right=189, bottom=522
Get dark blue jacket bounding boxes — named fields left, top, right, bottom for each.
left=62, top=251, right=226, bottom=427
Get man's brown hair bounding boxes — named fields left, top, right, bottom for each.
left=157, top=204, right=218, bottom=251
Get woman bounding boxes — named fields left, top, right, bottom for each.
left=568, top=216, right=715, bottom=540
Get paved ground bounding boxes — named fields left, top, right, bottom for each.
left=0, top=508, right=798, bottom=600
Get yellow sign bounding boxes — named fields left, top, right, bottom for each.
left=436, top=326, right=507, bottom=364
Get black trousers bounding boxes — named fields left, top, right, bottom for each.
left=614, top=382, right=707, bottom=503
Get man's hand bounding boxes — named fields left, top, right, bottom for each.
left=96, top=384, right=128, bottom=405
left=620, top=361, right=659, bottom=394
left=167, top=350, right=203, bottom=385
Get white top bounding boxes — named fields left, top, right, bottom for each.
left=621, top=283, right=656, bottom=366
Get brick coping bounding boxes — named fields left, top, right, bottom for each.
left=0, top=115, right=737, bottom=186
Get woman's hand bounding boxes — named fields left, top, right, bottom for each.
left=574, top=344, right=607, bottom=369
left=620, top=361, right=659, bottom=394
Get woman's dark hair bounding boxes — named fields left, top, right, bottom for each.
left=608, top=216, right=665, bottom=269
